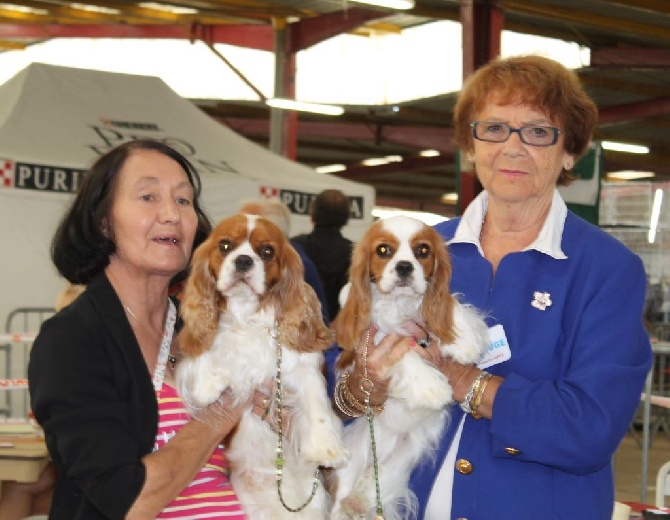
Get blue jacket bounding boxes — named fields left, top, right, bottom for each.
left=409, top=210, right=652, bottom=519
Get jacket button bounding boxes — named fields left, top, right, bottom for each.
left=456, top=458, right=473, bottom=474
left=505, top=447, right=521, bottom=456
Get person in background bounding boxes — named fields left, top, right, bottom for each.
left=238, top=198, right=329, bottom=323
left=0, top=282, right=84, bottom=520
left=27, top=139, right=262, bottom=519
left=335, top=55, right=652, bottom=519
left=292, top=189, right=353, bottom=322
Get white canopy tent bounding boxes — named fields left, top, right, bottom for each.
left=0, top=63, right=375, bottom=328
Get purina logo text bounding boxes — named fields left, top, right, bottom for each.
left=0, top=160, right=85, bottom=193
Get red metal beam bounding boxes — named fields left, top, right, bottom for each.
left=288, top=8, right=389, bottom=52
left=0, top=8, right=384, bottom=53
left=604, top=158, right=670, bottom=177
left=461, top=0, right=503, bottom=78
left=599, top=97, right=670, bottom=125
left=217, top=117, right=456, bottom=152
left=334, top=154, right=455, bottom=180
left=374, top=196, right=458, bottom=217
left=591, top=47, right=670, bottom=68
left=459, top=0, right=503, bottom=213
left=0, top=23, right=274, bottom=51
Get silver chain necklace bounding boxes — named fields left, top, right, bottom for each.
left=123, top=302, right=176, bottom=369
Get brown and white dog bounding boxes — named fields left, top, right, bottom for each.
left=332, top=215, right=489, bottom=520
left=176, top=213, right=349, bottom=519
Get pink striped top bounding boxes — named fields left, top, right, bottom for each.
left=154, top=383, right=247, bottom=519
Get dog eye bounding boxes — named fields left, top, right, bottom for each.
left=218, top=240, right=233, bottom=253
left=259, top=245, right=275, bottom=260
left=375, top=244, right=393, bottom=258
left=414, top=243, right=430, bottom=259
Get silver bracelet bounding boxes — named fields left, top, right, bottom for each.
left=460, top=371, right=488, bottom=415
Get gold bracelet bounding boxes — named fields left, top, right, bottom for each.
left=460, top=371, right=488, bottom=417
left=339, top=372, right=384, bottom=415
left=342, top=372, right=384, bottom=415
left=334, top=378, right=363, bottom=418
left=471, top=372, right=493, bottom=419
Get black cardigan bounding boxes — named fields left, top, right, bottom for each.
left=29, top=273, right=159, bottom=519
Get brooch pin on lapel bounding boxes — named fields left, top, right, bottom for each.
left=531, top=291, right=552, bottom=311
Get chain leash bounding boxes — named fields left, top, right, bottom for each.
left=271, top=326, right=320, bottom=512
left=361, top=327, right=385, bottom=520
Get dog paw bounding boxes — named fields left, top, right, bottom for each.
left=408, top=369, right=452, bottom=409
left=336, top=471, right=376, bottom=519
left=191, top=380, right=225, bottom=408
left=340, top=495, right=369, bottom=520
left=447, top=342, right=487, bottom=365
left=303, top=429, right=350, bottom=468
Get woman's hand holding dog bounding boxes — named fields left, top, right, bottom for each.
left=346, top=327, right=415, bottom=409
left=417, top=341, right=501, bottom=420
left=251, top=385, right=295, bottom=439
left=195, top=388, right=249, bottom=434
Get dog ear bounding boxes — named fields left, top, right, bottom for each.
left=274, top=241, right=334, bottom=352
left=334, top=235, right=371, bottom=353
left=422, top=231, right=456, bottom=345
left=179, top=237, right=221, bottom=357
left=274, top=240, right=305, bottom=316
left=280, top=281, right=335, bottom=354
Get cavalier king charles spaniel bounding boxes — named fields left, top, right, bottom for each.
left=176, top=213, right=349, bottom=519
left=331, top=215, right=489, bottom=520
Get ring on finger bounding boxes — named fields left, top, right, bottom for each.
left=417, top=336, right=430, bottom=348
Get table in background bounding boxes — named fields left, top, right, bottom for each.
left=0, top=434, right=48, bottom=482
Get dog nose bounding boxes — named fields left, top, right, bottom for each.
left=395, top=261, right=414, bottom=278
left=235, top=255, right=254, bottom=272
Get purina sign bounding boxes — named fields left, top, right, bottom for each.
left=277, top=187, right=365, bottom=220
left=0, top=159, right=85, bottom=193
left=0, top=158, right=364, bottom=220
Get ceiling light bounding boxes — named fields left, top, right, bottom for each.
left=362, top=157, right=390, bottom=166
left=648, top=188, right=664, bottom=244
left=420, top=150, right=440, bottom=157
left=315, top=164, right=346, bottom=174
left=70, top=3, right=120, bottom=14
left=361, top=155, right=403, bottom=166
left=139, top=2, right=198, bottom=14
left=606, top=170, right=655, bottom=181
left=601, top=141, right=649, bottom=154
left=266, top=98, right=344, bottom=116
left=441, top=192, right=458, bottom=204
left=0, top=3, right=48, bottom=14
left=352, top=0, right=415, bottom=10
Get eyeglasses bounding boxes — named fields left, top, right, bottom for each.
left=470, top=121, right=562, bottom=147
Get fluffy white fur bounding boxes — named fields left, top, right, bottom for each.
left=332, top=215, right=489, bottom=520
left=176, top=214, right=349, bottom=519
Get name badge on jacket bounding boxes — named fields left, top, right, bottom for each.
left=478, top=324, right=511, bottom=369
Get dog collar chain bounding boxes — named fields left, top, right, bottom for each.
left=271, top=325, right=320, bottom=512
left=362, top=327, right=385, bottom=520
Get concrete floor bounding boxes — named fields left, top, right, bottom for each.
left=615, top=427, right=670, bottom=507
